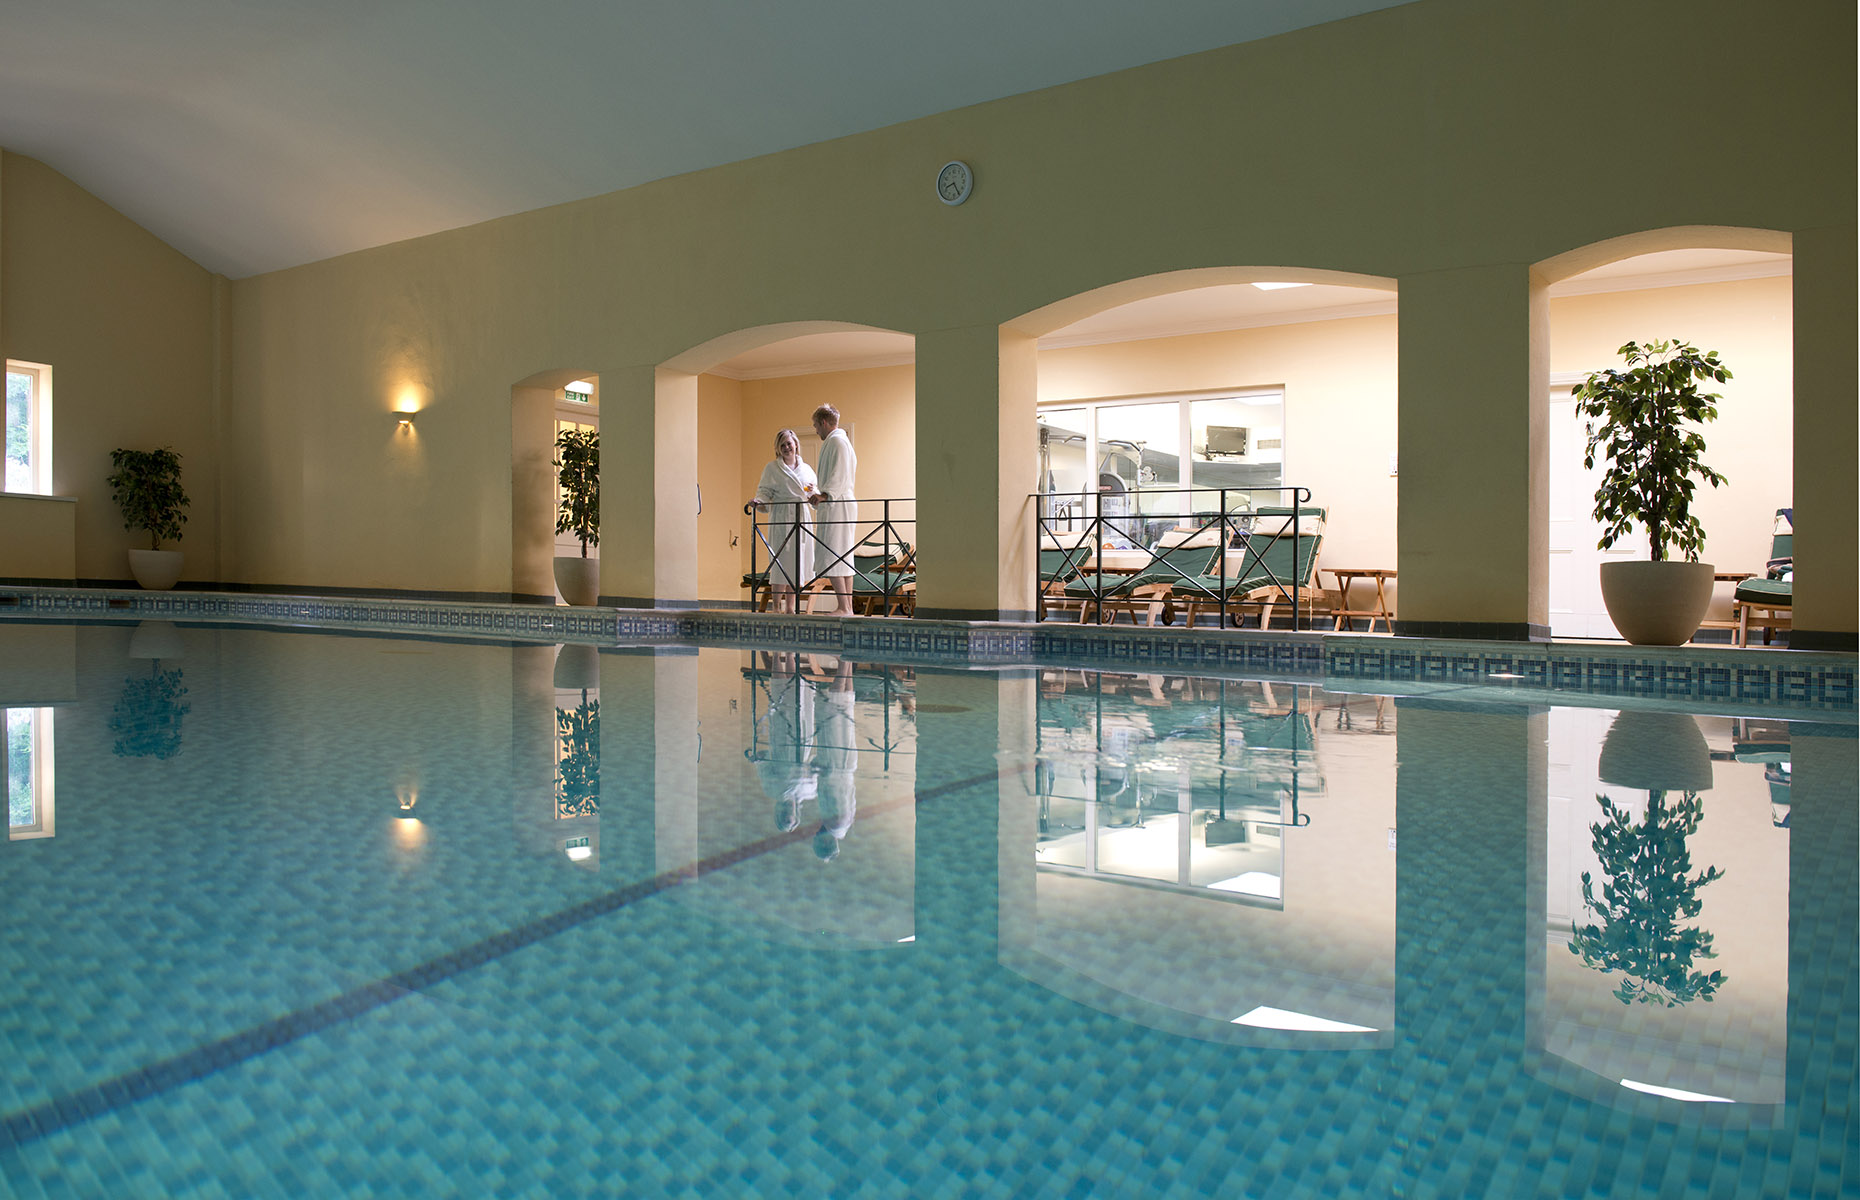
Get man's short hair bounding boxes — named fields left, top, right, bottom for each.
left=812, top=404, right=840, bottom=427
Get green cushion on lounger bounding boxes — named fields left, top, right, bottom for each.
left=1733, top=576, right=1792, bottom=606
left=1060, top=533, right=1220, bottom=600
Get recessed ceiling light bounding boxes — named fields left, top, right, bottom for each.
left=1251, top=282, right=1311, bottom=291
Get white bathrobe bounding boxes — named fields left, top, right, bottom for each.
left=754, top=456, right=817, bottom=588
left=812, top=427, right=858, bottom=579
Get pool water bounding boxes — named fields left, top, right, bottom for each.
left=0, top=621, right=1853, bottom=1198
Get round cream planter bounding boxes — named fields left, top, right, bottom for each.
left=553, top=556, right=599, bottom=607
left=1599, top=560, right=1714, bottom=647
left=127, top=549, right=184, bottom=591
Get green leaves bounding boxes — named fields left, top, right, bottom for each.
left=1571, top=339, right=1729, bottom=562
left=107, top=447, right=189, bottom=550
left=556, top=699, right=600, bottom=818
left=1568, top=790, right=1726, bottom=1007
left=554, top=428, right=600, bottom=554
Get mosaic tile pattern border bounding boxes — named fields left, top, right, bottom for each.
left=1, top=587, right=1850, bottom=711
left=1327, top=635, right=1856, bottom=713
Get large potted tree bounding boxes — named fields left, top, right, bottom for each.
left=1573, top=339, right=1729, bottom=646
left=553, top=427, right=600, bottom=606
left=107, top=447, right=190, bottom=590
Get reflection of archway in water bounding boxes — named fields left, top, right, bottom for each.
left=510, top=366, right=601, bottom=604
left=660, top=321, right=916, bottom=610
left=661, top=649, right=919, bottom=949
left=1538, top=706, right=1788, bottom=1110
left=1001, top=673, right=1395, bottom=1045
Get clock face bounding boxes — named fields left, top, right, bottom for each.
left=936, top=160, right=972, bottom=205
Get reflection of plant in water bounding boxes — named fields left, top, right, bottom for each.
left=1570, top=791, right=1725, bottom=1007
left=111, top=667, right=190, bottom=760
left=556, top=699, right=599, bottom=818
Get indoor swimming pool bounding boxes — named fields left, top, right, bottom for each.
left=1, top=619, right=1854, bottom=1198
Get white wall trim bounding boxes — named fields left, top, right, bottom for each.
left=707, top=350, right=918, bottom=382
left=1545, top=259, right=1791, bottom=299
left=1035, top=299, right=1399, bottom=351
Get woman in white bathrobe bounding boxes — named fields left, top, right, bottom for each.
left=808, top=405, right=858, bottom=618
left=750, top=429, right=817, bottom=612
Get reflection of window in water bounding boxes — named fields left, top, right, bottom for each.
left=1033, top=674, right=1315, bottom=908
left=6, top=707, right=55, bottom=840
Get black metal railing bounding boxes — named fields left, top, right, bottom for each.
left=744, top=497, right=917, bottom=616
left=1032, top=485, right=1317, bottom=628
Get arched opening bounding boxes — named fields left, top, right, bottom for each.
left=510, top=367, right=601, bottom=604
left=1008, top=267, right=1399, bottom=626
left=1535, top=228, right=1793, bottom=642
left=653, top=321, right=917, bottom=612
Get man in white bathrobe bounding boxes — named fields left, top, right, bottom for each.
left=808, top=404, right=858, bottom=618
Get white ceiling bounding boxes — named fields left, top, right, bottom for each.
left=709, top=249, right=1791, bottom=377
left=1, top=0, right=1423, bottom=278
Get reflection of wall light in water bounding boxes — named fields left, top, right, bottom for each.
left=1209, top=871, right=1282, bottom=899
left=394, top=818, right=426, bottom=848
left=1620, top=1079, right=1734, bottom=1104
left=1232, top=1006, right=1376, bottom=1033
left=397, top=785, right=418, bottom=813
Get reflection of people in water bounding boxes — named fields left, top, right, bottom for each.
left=753, top=652, right=817, bottom=832
left=811, top=656, right=858, bottom=861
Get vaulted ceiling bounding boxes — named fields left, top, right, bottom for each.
left=1, top=0, right=1421, bottom=278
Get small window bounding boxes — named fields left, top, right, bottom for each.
left=4, top=361, right=53, bottom=494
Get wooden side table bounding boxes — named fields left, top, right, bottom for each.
left=1329, top=568, right=1396, bottom=632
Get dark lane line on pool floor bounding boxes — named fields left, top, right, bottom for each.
left=0, top=761, right=1033, bottom=1152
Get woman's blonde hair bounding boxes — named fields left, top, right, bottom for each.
left=773, top=428, right=800, bottom=452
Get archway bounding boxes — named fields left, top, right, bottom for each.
left=1003, top=266, right=1400, bottom=626
left=510, top=367, right=600, bottom=604
left=1535, top=228, right=1794, bottom=641
left=645, top=321, right=917, bottom=611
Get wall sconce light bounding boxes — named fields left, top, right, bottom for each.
left=395, top=410, right=418, bottom=428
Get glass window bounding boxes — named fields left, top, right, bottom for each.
left=5, top=362, right=53, bottom=494
left=1096, top=401, right=1180, bottom=545
left=1190, top=393, right=1283, bottom=509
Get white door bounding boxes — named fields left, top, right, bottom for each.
left=1548, top=389, right=1637, bottom=639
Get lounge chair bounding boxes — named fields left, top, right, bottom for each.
left=1060, top=526, right=1224, bottom=625
left=1733, top=508, right=1792, bottom=646
left=850, top=537, right=915, bottom=616
left=1177, top=507, right=1328, bottom=629
left=1035, top=529, right=1095, bottom=620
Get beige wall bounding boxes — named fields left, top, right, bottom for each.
left=0, top=0, right=1849, bottom=627
left=695, top=374, right=744, bottom=602
left=0, top=152, right=218, bottom=583
left=0, top=494, right=76, bottom=581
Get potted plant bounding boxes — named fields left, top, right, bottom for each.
left=1573, top=339, right=1729, bottom=645
left=107, top=447, right=190, bottom=590
left=553, top=428, right=600, bottom=606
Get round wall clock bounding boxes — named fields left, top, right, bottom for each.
left=936, top=160, right=973, bottom=206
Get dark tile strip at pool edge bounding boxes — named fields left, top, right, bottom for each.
left=0, top=764, right=1019, bottom=1152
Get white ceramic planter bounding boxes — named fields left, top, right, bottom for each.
left=1599, top=560, right=1714, bottom=647
left=127, top=548, right=184, bottom=591
left=553, top=555, right=599, bottom=607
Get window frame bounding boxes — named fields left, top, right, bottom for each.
left=4, top=360, right=54, bottom=495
